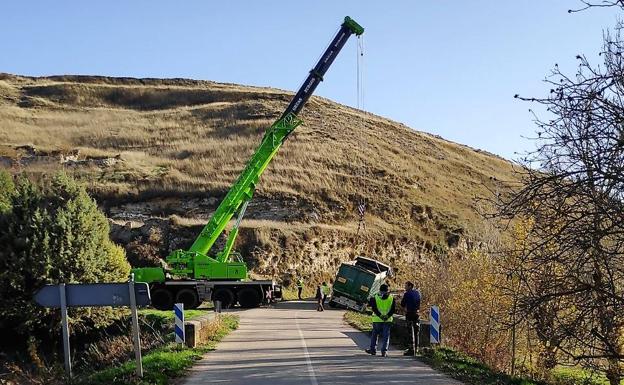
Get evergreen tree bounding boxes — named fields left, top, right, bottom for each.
left=0, top=173, right=130, bottom=338
left=0, top=170, right=14, bottom=213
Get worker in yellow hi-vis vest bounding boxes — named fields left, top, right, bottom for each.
left=321, top=281, right=331, bottom=305
left=296, top=276, right=304, bottom=300
left=365, top=284, right=395, bottom=357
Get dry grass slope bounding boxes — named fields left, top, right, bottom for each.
left=0, top=73, right=518, bottom=278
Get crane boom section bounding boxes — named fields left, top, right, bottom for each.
left=188, top=113, right=303, bottom=257
left=188, top=17, right=363, bottom=261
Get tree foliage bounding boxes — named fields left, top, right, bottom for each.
left=0, top=173, right=130, bottom=339
left=0, top=170, right=14, bottom=213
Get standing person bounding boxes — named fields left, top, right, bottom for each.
left=296, top=276, right=304, bottom=300
left=321, top=281, right=330, bottom=305
left=401, top=281, right=421, bottom=355
left=265, top=287, right=273, bottom=308
left=365, top=284, right=395, bottom=357
left=315, top=284, right=324, bottom=311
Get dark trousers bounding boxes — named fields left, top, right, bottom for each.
left=370, top=322, right=391, bottom=353
left=297, top=287, right=303, bottom=299
left=316, top=297, right=324, bottom=311
left=405, top=311, right=420, bottom=352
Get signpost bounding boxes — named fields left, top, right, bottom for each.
left=34, top=279, right=150, bottom=378
left=128, top=278, right=144, bottom=377
left=59, top=284, right=71, bottom=376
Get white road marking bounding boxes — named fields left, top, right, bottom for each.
left=296, top=312, right=319, bottom=385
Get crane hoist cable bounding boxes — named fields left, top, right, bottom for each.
left=355, top=34, right=367, bottom=241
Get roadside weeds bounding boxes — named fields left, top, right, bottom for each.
left=77, top=314, right=239, bottom=385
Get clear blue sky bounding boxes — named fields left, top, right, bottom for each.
left=0, top=1, right=616, bottom=159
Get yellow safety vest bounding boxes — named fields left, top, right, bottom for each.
left=371, top=294, right=394, bottom=323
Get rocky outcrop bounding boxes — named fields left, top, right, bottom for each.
left=109, top=214, right=474, bottom=288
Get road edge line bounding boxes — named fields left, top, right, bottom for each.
left=295, top=312, right=319, bottom=385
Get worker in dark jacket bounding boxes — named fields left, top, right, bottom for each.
left=401, top=281, right=421, bottom=355
left=365, top=284, right=395, bottom=357
left=315, top=285, right=324, bottom=311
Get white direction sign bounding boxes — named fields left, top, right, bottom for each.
left=34, top=282, right=151, bottom=307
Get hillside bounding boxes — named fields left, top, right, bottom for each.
left=0, top=73, right=517, bottom=284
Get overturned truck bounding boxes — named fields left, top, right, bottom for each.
left=329, top=256, right=392, bottom=312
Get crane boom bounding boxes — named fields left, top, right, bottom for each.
left=133, top=16, right=363, bottom=283
left=190, top=16, right=363, bottom=259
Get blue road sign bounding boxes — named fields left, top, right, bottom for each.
left=34, top=282, right=151, bottom=308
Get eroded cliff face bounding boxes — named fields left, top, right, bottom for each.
left=109, top=207, right=472, bottom=288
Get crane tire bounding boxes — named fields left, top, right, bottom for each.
left=151, top=288, right=174, bottom=310
left=176, top=289, right=200, bottom=309
left=237, top=287, right=261, bottom=308
left=213, top=288, right=235, bottom=309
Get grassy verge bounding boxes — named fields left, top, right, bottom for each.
left=420, top=347, right=543, bottom=385
left=78, top=314, right=239, bottom=385
left=344, top=310, right=372, bottom=333
left=139, top=308, right=212, bottom=323
left=552, top=366, right=620, bottom=385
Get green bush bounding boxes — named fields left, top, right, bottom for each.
left=0, top=173, right=130, bottom=338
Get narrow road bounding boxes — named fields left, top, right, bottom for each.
left=182, top=301, right=463, bottom=385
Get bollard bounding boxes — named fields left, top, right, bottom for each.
left=174, top=303, right=185, bottom=344
left=214, top=300, right=222, bottom=315
left=430, top=305, right=440, bottom=344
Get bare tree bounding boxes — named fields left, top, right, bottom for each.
left=568, top=0, right=624, bottom=13
left=497, top=20, right=624, bottom=385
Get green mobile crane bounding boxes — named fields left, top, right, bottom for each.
left=132, top=16, right=364, bottom=310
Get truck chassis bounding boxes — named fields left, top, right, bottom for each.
left=149, top=280, right=281, bottom=310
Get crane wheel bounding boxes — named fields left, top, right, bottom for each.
left=213, top=288, right=234, bottom=309
left=238, top=287, right=261, bottom=308
left=151, top=288, right=174, bottom=310
left=176, top=289, right=200, bottom=310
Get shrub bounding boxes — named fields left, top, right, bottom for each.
left=0, top=173, right=130, bottom=340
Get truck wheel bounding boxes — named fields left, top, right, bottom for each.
left=176, top=289, right=200, bottom=310
left=213, top=288, right=234, bottom=309
left=238, top=287, right=261, bottom=308
left=152, top=288, right=174, bottom=310
left=328, top=300, right=337, bottom=308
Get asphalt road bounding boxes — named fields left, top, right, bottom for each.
left=182, top=300, right=463, bottom=385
